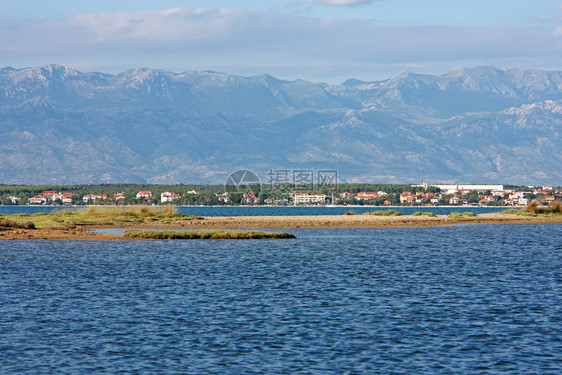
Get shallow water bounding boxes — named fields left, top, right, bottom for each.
left=1, top=224, right=561, bottom=374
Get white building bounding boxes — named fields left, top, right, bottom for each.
left=82, top=194, right=108, bottom=203
left=429, top=184, right=504, bottom=194
left=136, top=191, right=153, bottom=199
left=293, top=193, right=327, bottom=205
left=8, top=196, right=20, bottom=204
left=216, top=193, right=230, bottom=203
left=161, top=191, right=181, bottom=203
left=28, top=196, right=47, bottom=205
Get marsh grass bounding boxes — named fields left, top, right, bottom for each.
left=549, top=200, right=562, bottom=214
left=505, top=200, right=562, bottom=216
left=123, top=229, right=295, bottom=240
left=2, top=206, right=201, bottom=229
left=412, top=212, right=437, bottom=217
left=523, top=200, right=544, bottom=214
left=0, top=217, right=36, bottom=229
left=448, top=212, right=476, bottom=219
left=362, top=210, right=403, bottom=216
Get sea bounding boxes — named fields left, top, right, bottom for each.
left=1, top=208, right=561, bottom=373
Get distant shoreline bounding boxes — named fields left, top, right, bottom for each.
left=1, top=204, right=512, bottom=209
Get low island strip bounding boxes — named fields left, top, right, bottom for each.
left=1, top=207, right=561, bottom=240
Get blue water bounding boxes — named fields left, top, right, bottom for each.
left=1, top=224, right=561, bottom=374
left=0, top=205, right=508, bottom=216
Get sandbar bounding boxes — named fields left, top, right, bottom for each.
left=1, top=213, right=561, bottom=240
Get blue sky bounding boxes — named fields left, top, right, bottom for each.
left=1, top=0, right=562, bottom=82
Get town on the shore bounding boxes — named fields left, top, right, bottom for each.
left=1, top=183, right=561, bottom=207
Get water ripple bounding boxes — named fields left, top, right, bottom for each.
left=1, top=224, right=561, bottom=374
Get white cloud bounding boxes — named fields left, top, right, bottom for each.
left=69, top=8, right=243, bottom=42
left=1, top=7, right=562, bottom=82
left=298, top=0, right=374, bottom=6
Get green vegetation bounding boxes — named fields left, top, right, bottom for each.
left=1, top=182, right=559, bottom=207
left=123, top=229, right=295, bottom=240
left=0, top=217, right=35, bottom=229
left=412, top=212, right=437, bottom=217
left=0, top=182, right=441, bottom=207
left=503, top=200, right=562, bottom=217
left=362, top=210, right=403, bottom=216
left=502, top=208, right=538, bottom=217
left=1, top=206, right=201, bottom=229
left=524, top=199, right=543, bottom=214
left=448, top=212, right=476, bottom=219
left=550, top=200, right=562, bottom=214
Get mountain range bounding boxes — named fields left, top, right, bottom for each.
left=1, top=64, right=561, bottom=185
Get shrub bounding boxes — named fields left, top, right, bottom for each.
left=0, top=218, right=36, bottom=229
left=524, top=199, right=543, bottom=214
left=549, top=200, right=562, bottom=214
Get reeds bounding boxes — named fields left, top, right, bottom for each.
left=0, top=217, right=36, bottom=229
left=523, top=199, right=543, bottom=214
left=549, top=200, right=562, bottom=214
left=521, top=199, right=562, bottom=215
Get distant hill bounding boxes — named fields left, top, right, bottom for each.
left=1, top=64, right=561, bottom=185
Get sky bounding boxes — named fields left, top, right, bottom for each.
left=1, top=0, right=562, bottom=83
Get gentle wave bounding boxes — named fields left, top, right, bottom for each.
left=1, top=224, right=561, bottom=373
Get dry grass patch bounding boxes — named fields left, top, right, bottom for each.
left=549, top=200, right=562, bottom=214
left=362, top=210, right=403, bottom=216
left=523, top=200, right=544, bottom=215
left=412, top=212, right=437, bottom=217
left=516, top=200, right=562, bottom=216
left=0, top=217, right=36, bottom=229
left=448, top=212, right=477, bottom=219
left=1, top=206, right=201, bottom=229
